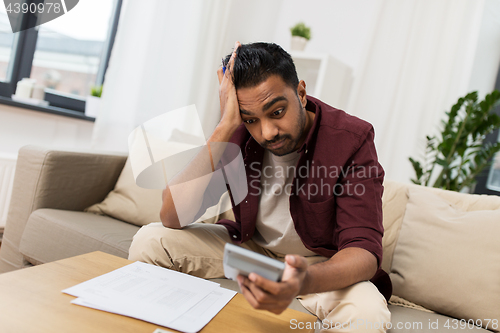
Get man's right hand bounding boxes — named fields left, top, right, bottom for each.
left=161, top=42, right=244, bottom=229
left=216, top=41, right=242, bottom=131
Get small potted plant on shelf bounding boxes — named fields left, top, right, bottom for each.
left=85, top=85, right=103, bottom=118
left=290, top=22, right=311, bottom=51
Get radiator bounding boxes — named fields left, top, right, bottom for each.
left=0, top=153, right=17, bottom=237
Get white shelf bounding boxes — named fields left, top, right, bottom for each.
left=291, top=52, right=353, bottom=110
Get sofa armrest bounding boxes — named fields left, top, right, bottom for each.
left=0, top=145, right=127, bottom=273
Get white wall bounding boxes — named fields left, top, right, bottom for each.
left=270, top=0, right=499, bottom=105
left=0, top=104, right=94, bottom=156
left=271, top=0, right=381, bottom=75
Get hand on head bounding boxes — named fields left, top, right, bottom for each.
left=217, top=41, right=242, bottom=130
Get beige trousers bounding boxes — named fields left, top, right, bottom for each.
left=128, top=223, right=391, bottom=332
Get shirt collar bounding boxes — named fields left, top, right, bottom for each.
left=297, top=95, right=322, bottom=153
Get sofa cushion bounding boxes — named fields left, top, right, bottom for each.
left=390, top=187, right=500, bottom=331
left=388, top=305, right=492, bottom=332
left=380, top=179, right=500, bottom=273
left=85, top=159, right=164, bottom=226
left=381, top=180, right=409, bottom=272
left=19, top=209, right=139, bottom=265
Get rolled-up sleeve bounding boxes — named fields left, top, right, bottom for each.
left=334, top=127, right=385, bottom=267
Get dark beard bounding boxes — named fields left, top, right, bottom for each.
left=263, top=94, right=306, bottom=156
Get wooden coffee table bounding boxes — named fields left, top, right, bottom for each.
left=0, top=251, right=316, bottom=332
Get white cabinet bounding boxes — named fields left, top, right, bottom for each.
left=291, top=52, right=353, bottom=110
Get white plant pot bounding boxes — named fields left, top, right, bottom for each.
left=291, top=36, right=308, bottom=51
left=85, top=95, right=101, bottom=118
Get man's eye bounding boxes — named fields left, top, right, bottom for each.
left=273, top=109, right=284, bottom=116
left=244, top=119, right=255, bottom=124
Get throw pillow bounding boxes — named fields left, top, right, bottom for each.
left=390, top=187, right=500, bottom=331
left=381, top=180, right=409, bottom=273
left=85, top=158, right=235, bottom=226
left=85, top=158, right=163, bottom=226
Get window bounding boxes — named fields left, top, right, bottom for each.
left=487, top=145, right=500, bottom=191
left=0, top=19, right=15, bottom=82
left=473, top=66, right=500, bottom=196
left=0, top=0, right=122, bottom=117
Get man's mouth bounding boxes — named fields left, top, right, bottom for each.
left=267, top=138, right=286, bottom=150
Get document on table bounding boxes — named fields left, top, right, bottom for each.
left=63, top=261, right=237, bottom=333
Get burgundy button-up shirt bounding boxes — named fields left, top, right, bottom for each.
left=216, top=96, right=391, bottom=300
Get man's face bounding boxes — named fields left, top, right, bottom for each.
left=236, top=75, right=311, bottom=156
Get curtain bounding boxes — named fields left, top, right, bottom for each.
left=91, top=0, right=282, bottom=152
left=347, top=0, right=486, bottom=183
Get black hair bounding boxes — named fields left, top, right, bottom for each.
left=223, top=42, right=299, bottom=90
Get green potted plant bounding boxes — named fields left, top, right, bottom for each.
left=290, top=22, right=311, bottom=51
left=409, top=90, right=500, bottom=192
left=85, top=85, right=103, bottom=118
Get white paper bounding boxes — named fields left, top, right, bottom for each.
left=63, top=262, right=236, bottom=332
left=168, top=287, right=236, bottom=332
left=72, top=287, right=236, bottom=333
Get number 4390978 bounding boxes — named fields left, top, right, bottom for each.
left=6, top=2, right=62, bottom=14
left=444, top=318, right=498, bottom=330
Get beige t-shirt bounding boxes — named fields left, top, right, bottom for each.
left=252, top=150, right=317, bottom=256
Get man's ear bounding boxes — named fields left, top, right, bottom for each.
left=297, top=80, right=307, bottom=108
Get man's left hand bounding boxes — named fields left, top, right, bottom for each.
left=237, top=254, right=309, bottom=315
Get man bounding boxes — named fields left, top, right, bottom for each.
left=129, top=41, right=391, bottom=332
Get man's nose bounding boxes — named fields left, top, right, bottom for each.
left=261, top=120, right=279, bottom=142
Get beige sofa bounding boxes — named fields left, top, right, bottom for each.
left=0, top=145, right=499, bottom=333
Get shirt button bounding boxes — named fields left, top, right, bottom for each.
left=232, top=235, right=237, bottom=239
left=305, top=149, right=308, bottom=154
left=245, top=200, right=248, bottom=203
left=246, top=234, right=249, bottom=237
